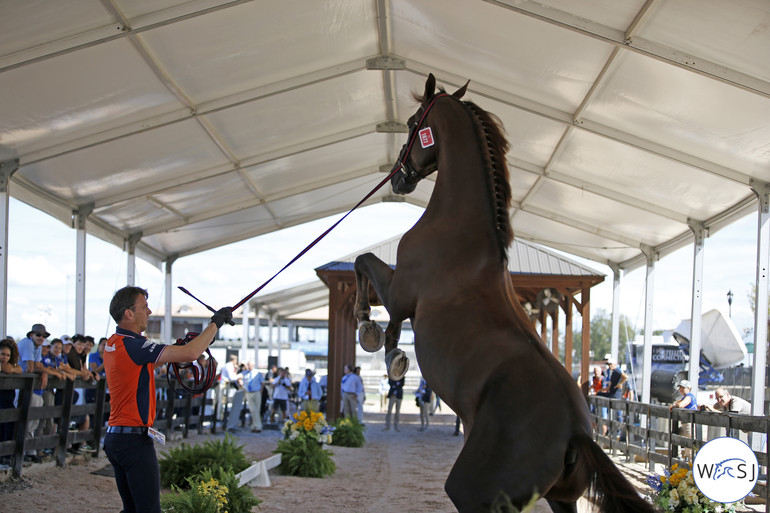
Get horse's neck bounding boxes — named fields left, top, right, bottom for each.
left=421, top=121, right=502, bottom=261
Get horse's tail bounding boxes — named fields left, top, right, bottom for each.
left=574, top=433, right=655, bottom=513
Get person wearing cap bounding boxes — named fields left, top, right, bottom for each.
left=596, top=354, right=628, bottom=438
left=297, top=368, right=322, bottom=412
left=103, top=285, right=233, bottom=513
left=670, top=380, right=697, bottom=411
left=597, top=355, right=627, bottom=399
left=18, top=325, right=51, bottom=450
left=39, top=338, right=66, bottom=438
left=670, top=379, right=698, bottom=460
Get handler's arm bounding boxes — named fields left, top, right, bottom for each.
left=156, top=307, right=233, bottom=364
left=156, top=323, right=218, bottom=364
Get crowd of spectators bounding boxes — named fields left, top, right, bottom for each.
left=0, top=323, right=104, bottom=465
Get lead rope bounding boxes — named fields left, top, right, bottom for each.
left=180, top=93, right=450, bottom=313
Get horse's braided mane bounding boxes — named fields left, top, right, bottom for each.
left=416, top=88, right=514, bottom=261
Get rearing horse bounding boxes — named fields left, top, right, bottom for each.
left=353, top=74, right=654, bottom=513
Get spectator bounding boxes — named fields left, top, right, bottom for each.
left=590, top=366, right=603, bottom=395
left=68, top=334, right=96, bottom=382
left=61, top=335, right=72, bottom=357
left=700, top=387, right=751, bottom=414
left=355, top=366, right=365, bottom=421
left=383, top=376, right=404, bottom=432
left=262, top=364, right=279, bottom=421
left=67, top=334, right=95, bottom=449
left=89, top=338, right=107, bottom=379
left=270, top=367, right=293, bottom=423
left=597, top=355, right=627, bottom=399
left=378, top=374, right=389, bottom=412
left=670, top=379, right=698, bottom=461
left=226, top=364, right=245, bottom=433
left=297, top=368, right=322, bottom=412
left=340, top=364, right=363, bottom=420
left=318, top=372, right=328, bottom=413
left=88, top=338, right=108, bottom=426
left=243, top=362, right=264, bottom=432
left=218, top=354, right=239, bottom=423
left=670, top=379, right=697, bottom=411
left=597, top=355, right=627, bottom=437
left=39, top=339, right=66, bottom=437
left=18, top=323, right=50, bottom=462
left=416, top=378, right=432, bottom=432
left=0, top=338, right=22, bottom=451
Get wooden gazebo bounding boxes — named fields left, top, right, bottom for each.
left=316, top=237, right=605, bottom=421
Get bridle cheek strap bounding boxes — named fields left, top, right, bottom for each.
left=396, top=93, right=449, bottom=178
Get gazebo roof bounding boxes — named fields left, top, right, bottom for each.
left=249, top=234, right=604, bottom=318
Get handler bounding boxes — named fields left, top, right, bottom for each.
left=103, top=285, right=233, bottom=513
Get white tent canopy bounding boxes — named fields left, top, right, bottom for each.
left=1, top=0, right=767, bottom=271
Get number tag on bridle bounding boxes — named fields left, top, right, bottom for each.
left=419, top=127, right=435, bottom=148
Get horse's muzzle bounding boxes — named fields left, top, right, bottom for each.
left=390, top=162, right=418, bottom=195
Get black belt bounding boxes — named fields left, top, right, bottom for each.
left=106, top=426, right=148, bottom=435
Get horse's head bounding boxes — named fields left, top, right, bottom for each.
left=390, top=74, right=468, bottom=195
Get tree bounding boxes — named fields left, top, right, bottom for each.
left=574, top=309, right=636, bottom=362
left=747, top=283, right=770, bottom=317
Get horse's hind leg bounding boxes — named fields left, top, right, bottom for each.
left=353, top=253, right=410, bottom=380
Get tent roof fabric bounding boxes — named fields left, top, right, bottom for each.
left=2, top=0, right=768, bottom=272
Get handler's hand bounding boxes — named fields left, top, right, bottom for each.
left=211, top=307, right=234, bottom=328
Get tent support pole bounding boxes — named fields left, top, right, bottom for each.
left=687, top=220, right=707, bottom=397
left=750, top=179, right=769, bottom=417
left=0, top=159, right=18, bottom=338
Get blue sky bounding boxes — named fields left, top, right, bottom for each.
left=6, top=197, right=762, bottom=342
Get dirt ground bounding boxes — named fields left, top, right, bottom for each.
left=0, top=409, right=672, bottom=513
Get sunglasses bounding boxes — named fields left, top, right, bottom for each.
left=34, top=332, right=46, bottom=337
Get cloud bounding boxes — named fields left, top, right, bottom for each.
left=9, top=255, right=68, bottom=287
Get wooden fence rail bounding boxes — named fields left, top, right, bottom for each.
left=0, top=374, right=216, bottom=478
left=588, top=395, right=769, bottom=510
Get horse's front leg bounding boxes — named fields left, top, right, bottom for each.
left=353, top=253, right=410, bottom=380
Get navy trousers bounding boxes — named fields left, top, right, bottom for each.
left=103, top=433, right=161, bottom=513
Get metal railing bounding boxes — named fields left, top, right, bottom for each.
left=589, top=395, right=769, bottom=510
left=0, top=374, right=215, bottom=478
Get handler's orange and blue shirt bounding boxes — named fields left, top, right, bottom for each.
left=104, top=327, right=167, bottom=427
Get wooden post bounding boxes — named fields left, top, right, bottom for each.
left=581, top=285, right=591, bottom=396
left=321, top=271, right=358, bottom=423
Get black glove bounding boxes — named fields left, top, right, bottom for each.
left=211, top=307, right=234, bottom=328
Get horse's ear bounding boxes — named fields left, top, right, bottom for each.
left=453, top=80, right=470, bottom=99
left=423, top=74, right=436, bottom=102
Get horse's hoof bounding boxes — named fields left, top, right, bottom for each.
left=386, top=349, right=409, bottom=380
left=358, top=320, right=385, bottom=352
